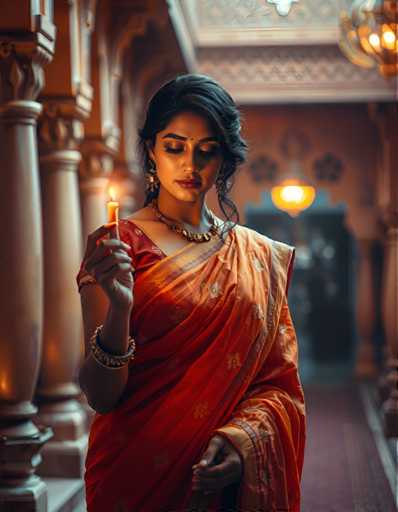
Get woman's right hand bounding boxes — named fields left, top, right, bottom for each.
left=83, top=224, right=134, bottom=310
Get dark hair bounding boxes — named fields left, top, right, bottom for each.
left=137, top=73, right=248, bottom=239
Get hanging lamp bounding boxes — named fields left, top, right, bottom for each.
left=339, top=0, right=398, bottom=78
left=271, top=160, right=316, bottom=217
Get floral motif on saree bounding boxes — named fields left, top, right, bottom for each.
left=80, top=220, right=306, bottom=512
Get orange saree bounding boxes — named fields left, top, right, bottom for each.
left=81, top=221, right=306, bottom=512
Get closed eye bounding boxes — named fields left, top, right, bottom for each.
left=164, top=147, right=219, bottom=157
left=164, top=147, right=182, bottom=154
left=199, top=148, right=219, bottom=157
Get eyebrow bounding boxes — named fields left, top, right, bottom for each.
left=161, top=133, right=219, bottom=143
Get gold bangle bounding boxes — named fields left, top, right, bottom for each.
left=89, top=325, right=136, bottom=369
left=90, top=352, right=128, bottom=370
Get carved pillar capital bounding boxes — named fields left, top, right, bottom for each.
left=80, top=139, right=114, bottom=180
left=0, top=41, right=52, bottom=104
left=38, top=101, right=85, bottom=153
left=380, top=211, right=398, bottom=236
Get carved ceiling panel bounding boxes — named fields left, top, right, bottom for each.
left=198, top=45, right=395, bottom=103
left=179, top=0, right=349, bottom=46
left=167, top=0, right=393, bottom=102
left=193, top=0, right=345, bottom=28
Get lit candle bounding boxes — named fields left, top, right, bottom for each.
left=107, top=186, right=120, bottom=239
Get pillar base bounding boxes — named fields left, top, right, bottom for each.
left=34, top=397, right=87, bottom=441
left=0, top=475, right=48, bottom=512
left=377, top=372, right=391, bottom=405
left=382, top=391, right=398, bottom=438
left=36, top=434, right=89, bottom=478
left=0, top=423, right=52, bottom=511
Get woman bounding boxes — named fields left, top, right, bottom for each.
left=77, top=74, right=306, bottom=512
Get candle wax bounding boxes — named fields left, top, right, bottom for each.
left=107, top=200, right=120, bottom=239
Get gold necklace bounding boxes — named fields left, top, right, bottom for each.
left=150, top=198, right=219, bottom=243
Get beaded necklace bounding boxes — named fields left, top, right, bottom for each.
left=150, top=198, right=220, bottom=243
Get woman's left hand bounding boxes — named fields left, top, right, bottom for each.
left=192, top=435, right=243, bottom=494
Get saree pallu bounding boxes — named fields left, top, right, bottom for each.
left=83, top=222, right=306, bottom=512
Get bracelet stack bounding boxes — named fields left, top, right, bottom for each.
left=90, top=324, right=136, bottom=370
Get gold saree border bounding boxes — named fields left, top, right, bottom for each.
left=205, top=236, right=296, bottom=512
left=134, top=223, right=234, bottom=305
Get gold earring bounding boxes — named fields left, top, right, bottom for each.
left=146, top=162, right=160, bottom=194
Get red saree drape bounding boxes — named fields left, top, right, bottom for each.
left=81, top=221, right=306, bottom=512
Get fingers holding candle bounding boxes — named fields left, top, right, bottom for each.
left=105, top=220, right=119, bottom=240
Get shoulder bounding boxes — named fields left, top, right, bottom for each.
left=119, top=206, right=158, bottom=238
left=234, top=223, right=295, bottom=267
left=124, top=206, right=156, bottom=223
left=235, top=224, right=295, bottom=296
left=116, top=207, right=153, bottom=253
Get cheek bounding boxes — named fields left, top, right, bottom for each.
left=155, top=153, right=177, bottom=173
left=204, top=158, right=222, bottom=177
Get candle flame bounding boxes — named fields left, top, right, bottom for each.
left=109, top=186, right=117, bottom=201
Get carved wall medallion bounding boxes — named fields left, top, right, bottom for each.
left=313, top=152, right=343, bottom=182
left=248, top=155, right=278, bottom=183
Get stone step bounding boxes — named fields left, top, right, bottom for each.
left=44, top=477, right=86, bottom=512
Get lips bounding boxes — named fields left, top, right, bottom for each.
left=176, top=180, right=201, bottom=186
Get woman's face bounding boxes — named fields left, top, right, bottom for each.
left=147, top=110, right=223, bottom=203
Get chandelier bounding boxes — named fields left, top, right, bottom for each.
left=339, top=0, right=398, bottom=78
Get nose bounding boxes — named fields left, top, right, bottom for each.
left=183, top=146, right=204, bottom=172
left=183, top=146, right=196, bottom=172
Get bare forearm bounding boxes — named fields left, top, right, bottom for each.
left=79, top=303, right=133, bottom=414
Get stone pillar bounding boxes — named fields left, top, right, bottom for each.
left=380, top=218, right=398, bottom=437
left=355, top=239, right=378, bottom=378
left=369, top=103, right=398, bottom=438
left=34, top=104, right=89, bottom=478
left=0, top=12, right=55, bottom=509
left=346, top=209, right=379, bottom=379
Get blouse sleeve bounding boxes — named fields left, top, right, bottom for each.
left=76, top=260, right=97, bottom=294
left=212, top=248, right=306, bottom=512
